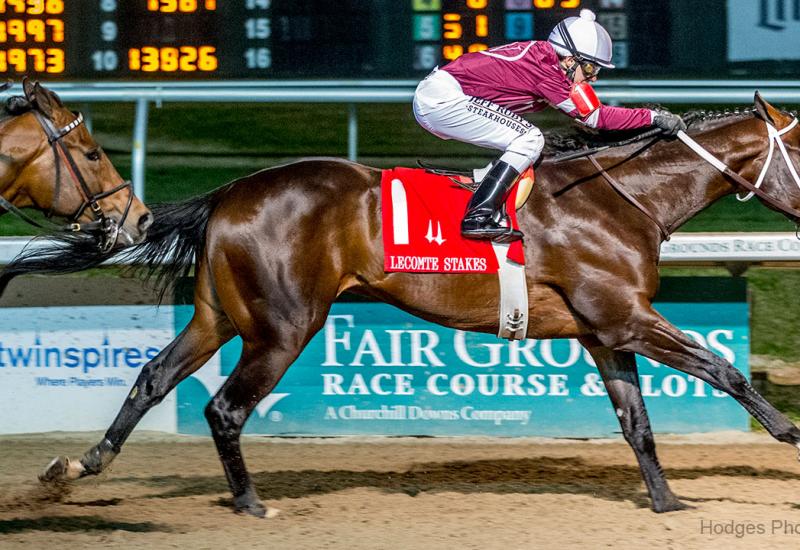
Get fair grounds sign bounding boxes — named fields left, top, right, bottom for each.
left=0, top=276, right=748, bottom=436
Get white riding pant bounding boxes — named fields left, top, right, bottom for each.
left=413, top=68, right=545, bottom=173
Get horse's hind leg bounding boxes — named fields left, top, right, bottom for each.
left=201, top=272, right=336, bottom=514
left=203, top=334, right=314, bottom=517
left=41, top=297, right=234, bottom=482
left=608, top=308, right=800, bottom=449
left=581, top=337, right=686, bottom=512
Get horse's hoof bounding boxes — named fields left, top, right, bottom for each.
left=39, top=456, right=85, bottom=483
left=234, top=502, right=280, bottom=519
left=234, top=500, right=279, bottom=518
left=652, top=498, right=692, bottom=513
left=232, top=486, right=279, bottom=518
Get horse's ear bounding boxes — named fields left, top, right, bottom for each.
left=22, top=78, right=54, bottom=118
left=48, top=88, right=64, bottom=107
left=31, top=82, right=55, bottom=118
left=754, top=91, right=778, bottom=125
left=22, top=77, right=35, bottom=102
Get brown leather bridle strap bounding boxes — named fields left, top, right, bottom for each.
left=587, top=154, right=672, bottom=241
left=677, top=124, right=800, bottom=222
left=719, top=165, right=800, bottom=221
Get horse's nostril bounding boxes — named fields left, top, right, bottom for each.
left=138, top=213, right=154, bottom=233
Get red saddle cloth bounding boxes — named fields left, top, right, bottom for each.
left=381, top=167, right=525, bottom=273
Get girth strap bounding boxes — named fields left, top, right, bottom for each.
left=587, top=154, right=672, bottom=241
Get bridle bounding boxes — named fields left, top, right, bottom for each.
left=0, top=107, right=133, bottom=252
left=677, top=117, right=800, bottom=223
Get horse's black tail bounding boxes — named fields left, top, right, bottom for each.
left=0, top=189, right=220, bottom=300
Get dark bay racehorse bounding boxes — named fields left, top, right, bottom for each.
left=0, top=79, right=152, bottom=250
left=11, top=93, right=800, bottom=516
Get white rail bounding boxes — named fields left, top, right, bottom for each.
left=3, top=80, right=800, bottom=202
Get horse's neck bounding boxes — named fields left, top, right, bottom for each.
left=0, top=119, right=29, bottom=205
left=0, top=154, right=23, bottom=205
left=639, top=122, right=760, bottom=233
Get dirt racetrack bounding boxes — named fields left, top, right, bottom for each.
left=0, top=432, right=799, bottom=549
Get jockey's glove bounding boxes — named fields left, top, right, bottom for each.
left=652, top=111, right=687, bottom=137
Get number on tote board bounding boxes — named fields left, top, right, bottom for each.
left=128, top=46, right=218, bottom=72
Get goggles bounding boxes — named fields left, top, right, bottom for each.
left=578, top=59, right=600, bottom=78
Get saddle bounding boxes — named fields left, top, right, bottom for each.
left=417, top=160, right=535, bottom=211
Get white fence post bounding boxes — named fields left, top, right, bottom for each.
left=132, top=98, right=150, bottom=203
left=348, top=103, right=358, bottom=161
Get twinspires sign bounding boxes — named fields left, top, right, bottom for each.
left=0, top=306, right=177, bottom=434
left=175, top=279, right=750, bottom=437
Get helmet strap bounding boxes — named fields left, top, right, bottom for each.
left=564, top=59, right=578, bottom=82
left=556, top=21, right=583, bottom=82
left=557, top=22, right=581, bottom=59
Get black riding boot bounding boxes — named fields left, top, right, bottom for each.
left=461, top=161, right=524, bottom=243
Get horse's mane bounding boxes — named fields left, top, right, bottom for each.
left=683, top=107, right=758, bottom=132
left=544, top=125, right=653, bottom=155
left=1, top=95, right=33, bottom=122
left=542, top=104, right=799, bottom=156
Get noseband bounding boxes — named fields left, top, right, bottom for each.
left=678, top=117, right=800, bottom=223
left=0, top=109, right=133, bottom=252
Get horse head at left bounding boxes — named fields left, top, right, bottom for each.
left=0, top=78, right=152, bottom=250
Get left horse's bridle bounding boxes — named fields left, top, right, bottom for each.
left=0, top=108, right=133, bottom=252
left=34, top=110, right=133, bottom=252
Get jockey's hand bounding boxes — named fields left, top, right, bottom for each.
left=652, top=111, right=687, bottom=137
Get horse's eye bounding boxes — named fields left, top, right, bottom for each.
left=85, top=150, right=101, bottom=161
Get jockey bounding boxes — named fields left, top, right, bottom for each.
left=413, top=9, right=686, bottom=243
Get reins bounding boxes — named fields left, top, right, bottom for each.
left=0, top=194, right=68, bottom=229
left=552, top=127, right=664, bottom=163
left=586, top=154, right=672, bottom=241
left=676, top=119, right=800, bottom=222
left=555, top=115, right=800, bottom=241
left=554, top=128, right=672, bottom=240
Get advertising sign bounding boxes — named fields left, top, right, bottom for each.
left=0, top=306, right=177, bottom=434
left=0, top=278, right=749, bottom=437
left=176, top=281, right=750, bottom=437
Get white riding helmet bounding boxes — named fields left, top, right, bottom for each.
left=547, top=9, right=615, bottom=68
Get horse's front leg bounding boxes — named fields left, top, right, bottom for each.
left=604, top=308, right=800, bottom=450
left=580, top=337, right=687, bottom=512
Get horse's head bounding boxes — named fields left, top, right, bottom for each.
left=1, top=79, right=152, bottom=250
left=742, top=92, right=800, bottom=223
